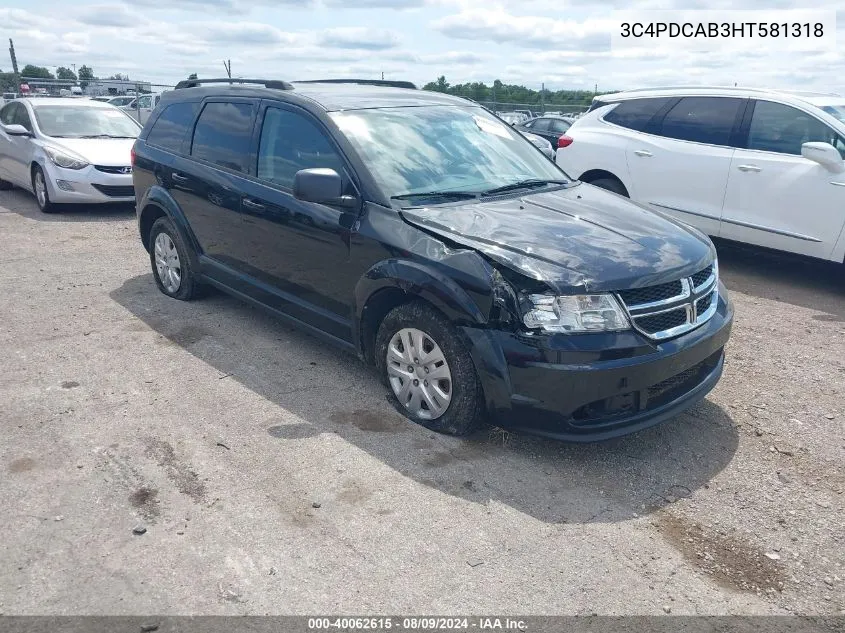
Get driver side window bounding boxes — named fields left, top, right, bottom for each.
left=748, top=100, right=845, bottom=158
left=14, top=105, right=33, bottom=131
left=0, top=103, right=17, bottom=125
left=256, top=107, right=345, bottom=190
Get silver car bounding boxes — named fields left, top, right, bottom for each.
left=0, top=98, right=140, bottom=213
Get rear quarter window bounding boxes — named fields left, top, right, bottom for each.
left=146, top=102, right=200, bottom=153
left=603, top=98, right=673, bottom=131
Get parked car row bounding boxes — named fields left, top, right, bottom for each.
left=555, top=86, right=845, bottom=264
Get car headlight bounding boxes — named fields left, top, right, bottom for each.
left=522, top=293, right=630, bottom=333
left=43, top=146, right=89, bottom=170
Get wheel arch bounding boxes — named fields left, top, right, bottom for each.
left=578, top=169, right=629, bottom=195
left=353, top=259, right=489, bottom=364
left=137, top=185, right=200, bottom=261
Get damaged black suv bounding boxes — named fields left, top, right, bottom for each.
left=132, top=78, right=732, bottom=441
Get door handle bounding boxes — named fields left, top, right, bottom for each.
left=171, top=172, right=188, bottom=183
left=242, top=198, right=265, bottom=212
left=634, top=150, right=653, bottom=157
left=737, top=164, right=761, bottom=172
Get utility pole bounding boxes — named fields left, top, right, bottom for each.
left=594, top=82, right=598, bottom=96
left=72, top=63, right=76, bottom=75
left=381, top=72, right=384, bottom=80
left=8, top=38, right=19, bottom=75
left=223, top=59, right=232, bottom=81
left=541, top=82, right=545, bottom=114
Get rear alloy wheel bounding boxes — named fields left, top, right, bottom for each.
left=375, top=301, right=483, bottom=435
left=149, top=216, right=202, bottom=301
left=32, top=165, right=57, bottom=213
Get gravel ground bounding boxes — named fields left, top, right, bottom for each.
left=0, top=188, right=843, bottom=615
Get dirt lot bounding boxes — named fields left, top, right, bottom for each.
left=0, top=188, right=843, bottom=615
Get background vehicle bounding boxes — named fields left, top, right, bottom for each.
left=89, top=96, right=113, bottom=103
left=516, top=115, right=572, bottom=149
left=557, top=86, right=845, bottom=263
left=108, top=96, right=135, bottom=107
left=123, top=93, right=163, bottom=124
left=0, top=99, right=141, bottom=212
left=498, top=112, right=526, bottom=125
left=132, top=77, right=731, bottom=442
left=523, top=131, right=554, bottom=160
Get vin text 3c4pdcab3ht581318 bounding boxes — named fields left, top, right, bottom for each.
left=131, top=77, right=733, bottom=442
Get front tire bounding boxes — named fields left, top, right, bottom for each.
left=32, top=165, right=57, bottom=213
left=375, top=301, right=484, bottom=435
left=149, top=217, right=202, bottom=301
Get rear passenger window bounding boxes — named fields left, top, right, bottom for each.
left=190, top=102, right=255, bottom=173
left=529, top=119, right=550, bottom=131
left=747, top=100, right=845, bottom=157
left=146, top=102, right=199, bottom=153
left=256, top=107, right=345, bottom=189
left=657, top=97, right=742, bottom=146
left=603, top=98, right=672, bottom=131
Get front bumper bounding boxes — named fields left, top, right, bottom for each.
left=465, top=283, right=733, bottom=442
left=43, top=162, right=134, bottom=204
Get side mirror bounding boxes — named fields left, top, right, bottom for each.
left=801, top=142, right=844, bottom=170
left=3, top=124, right=32, bottom=137
left=293, top=168, right=358, bottom=208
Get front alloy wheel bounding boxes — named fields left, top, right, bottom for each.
left=375, top=301, right=483, bottom=435
left=386, top=327, right=453, bottom=420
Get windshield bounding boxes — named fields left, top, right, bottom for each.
left=331, top=105, right=569, bottom=201
left=109, top=97, right=133, bottom=106
left=821, top=105, right=845, bottom=124
left=33, top=105, right=141, bottom=138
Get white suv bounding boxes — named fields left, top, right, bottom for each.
left=556, top=87, right=845, bottom=263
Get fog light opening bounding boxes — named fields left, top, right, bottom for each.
left=56, top=179, right=75, bottom=192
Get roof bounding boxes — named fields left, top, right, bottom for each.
left=160, top=80, right=473, bottom=112
left=596, top=86, right=843, bottom=107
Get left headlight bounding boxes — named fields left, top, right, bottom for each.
left=43, top=146, right=89, bottom=170
left=522, top=293, right=630, bottom=333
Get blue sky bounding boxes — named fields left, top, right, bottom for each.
left=1, top=0, right=843, bottom=93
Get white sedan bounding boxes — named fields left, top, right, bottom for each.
left=0, top=98, right=140, bottom=213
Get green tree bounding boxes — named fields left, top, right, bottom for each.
left=187, top=73, right=198, bottom=80
left=108, top=73, right=129, bottom=81
left=78, top=65, right=94, bottom=89
left=20, top=64, right=54, bottom=79
left=56, top=66, right=77, bottom=80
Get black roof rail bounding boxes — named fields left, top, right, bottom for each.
left=294, top=79, right=417, bottom=90
left=174, top=78, right=294, bottom=90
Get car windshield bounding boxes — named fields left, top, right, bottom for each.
left=32, top=105, right=141, bottom=138
left=109, top=97, right=133, bottom=106
left=820, top=105, right=845, bottom=124
left=331, top=105, right=570, bottom=202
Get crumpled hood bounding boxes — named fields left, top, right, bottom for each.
left=399, top=183, right=715, bottom=293
left=42, top=138, right=135, bottom=166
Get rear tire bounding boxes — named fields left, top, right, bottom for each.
left=375, top=301, right=484, bottom=436
left=587, top=177, right=628, bottom=197
left=32, top=165, right=57, bottom=213
left=149, top=217, right=202, bottom=301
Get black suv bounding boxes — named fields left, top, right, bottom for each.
left=132, top=78, right=733, bottom=441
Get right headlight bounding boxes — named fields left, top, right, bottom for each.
left=43, top=146, right=89, bottom=170
left=522, top=293, right=630, bottom=333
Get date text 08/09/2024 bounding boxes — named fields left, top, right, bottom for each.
left=307, top=617, right=528, bottom=631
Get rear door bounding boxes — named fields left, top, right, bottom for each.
left=624, top=96, right=746, bottom=237
left=171, top=98, right=258, bottom=272
left=720, top=99, right=845, bottom=259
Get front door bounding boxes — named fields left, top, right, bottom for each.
left=234, top=102, right=361, bottom=342
left=720, top=99, right=845, bottom=259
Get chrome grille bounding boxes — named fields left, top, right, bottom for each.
left=617, top=261, right=719, bottom=341
left=94, top=165, right=132, bottom=174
